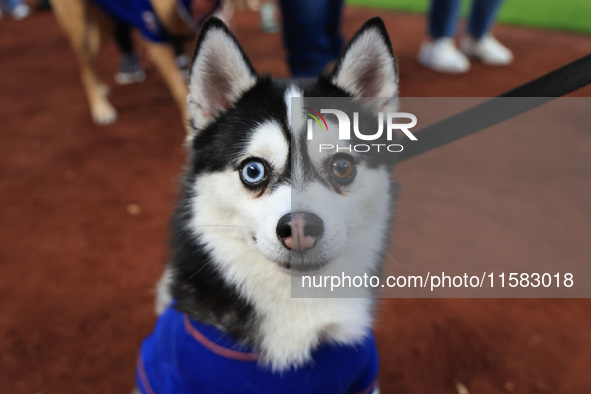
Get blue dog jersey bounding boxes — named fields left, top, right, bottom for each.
left=92, top=0, right=219, bottom=42
left=137, top=306, right=378, bottom=394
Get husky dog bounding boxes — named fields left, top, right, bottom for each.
left=136, top=17, right=399, bottom=394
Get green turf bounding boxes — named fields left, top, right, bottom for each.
left=346, top=0, right=591, bottom=34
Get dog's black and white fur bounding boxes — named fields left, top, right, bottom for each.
left=153, top=16, right=399, bottom=381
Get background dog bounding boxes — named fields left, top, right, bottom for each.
left=137, top=17, right=399, bottom=393
left=51, top=0, right=218, bottom=125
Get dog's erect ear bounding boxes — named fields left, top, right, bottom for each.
left=329, top=18, right=398, bottom=112
left=187, top=18, right=257, bottom=133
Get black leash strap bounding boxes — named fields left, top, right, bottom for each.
left=398, top=53, right=591, bottom=162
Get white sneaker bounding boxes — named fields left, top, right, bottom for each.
left=10, top=4, right=31, bottom=20
left=176, top=53, right=190, bottom=82
left=114, top=53, right=146, bottom=85
left=461, top=35, right=513, bottom=66
left=418, top=38, right=470, bottom=74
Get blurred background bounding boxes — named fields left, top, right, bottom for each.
left=349, top=0, right=591, bottom=33
left=1, top=0, right=590, bottom=393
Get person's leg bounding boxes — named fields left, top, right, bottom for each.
left=326, top=0, right=344, bottom=63
left=461, top=0, right=513, bottom=65
left=279, top=0, right=343, bottom=77
left=4, top=0, right=20, bottom=11
left=428, top=0, right=461, bottom=39
left=113, top=20, right=135, bottom=55
left=171, top=37, right=185, bottom=58
left=171, top=37, right=190, bottom=81
left=36, top=0, right=52, bottom=11
left=113, top=21, right=146, bottom=85
left=418, top=0, right=469, bottom=74
left=466, top=0, right=504, bottom=39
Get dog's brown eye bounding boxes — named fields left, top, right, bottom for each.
left=330, top=155, right=356, bottom=182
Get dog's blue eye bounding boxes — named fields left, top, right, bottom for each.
left=240, top=160, right=266, bottom=186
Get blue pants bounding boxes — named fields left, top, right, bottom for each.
left=2, top=0, right=24, bottom=10
left=429, top=0, right=505, bottom=39
left=279, top=0, right=343, bottom=77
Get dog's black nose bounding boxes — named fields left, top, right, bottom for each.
left=276, top=213, right=324, bottom=252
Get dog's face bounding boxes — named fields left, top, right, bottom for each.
left=183, top=18, right=398, bottom=278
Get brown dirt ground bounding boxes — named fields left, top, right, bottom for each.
left=1, top=5, right=591, bottom=394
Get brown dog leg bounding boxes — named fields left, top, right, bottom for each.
left=143, top=40, right=190, bottom=129
left=52, top=0, right=117, bottom=125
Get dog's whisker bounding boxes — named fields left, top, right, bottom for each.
left=347, top=230, right=396, bottom=243
left=347, top=219, right=392, bottom=227
left=186, top=242, right=253, bottom=279
left=191, top=224, right=250, bottom=229
left=347, top=239, right=403, bottom=269
left=187, top=263, right=208, bottom=280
